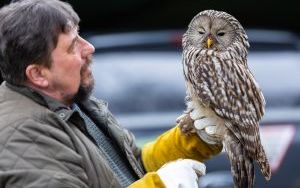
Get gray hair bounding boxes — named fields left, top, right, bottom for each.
left=0, top=0, right=80, bottom=85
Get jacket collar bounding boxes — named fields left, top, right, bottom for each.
left=5, top=82, right=73, bottom=120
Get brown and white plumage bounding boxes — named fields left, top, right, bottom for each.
left=180, top=10, right=271, bottom=187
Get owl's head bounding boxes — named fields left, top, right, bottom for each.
left=183, top=10, right=249, bottom=52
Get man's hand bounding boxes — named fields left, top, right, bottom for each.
left=157, top=159, right=206, bottom=188
left=177, top=112, right=226, bottom=145
left=195, top=119, right=226, bottom=145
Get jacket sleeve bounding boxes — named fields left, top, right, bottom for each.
left=0, top=118, right=89, bottom=188
left=141, top=125, right=223, bottom=172
left=0, top=170, right=89, bottom=188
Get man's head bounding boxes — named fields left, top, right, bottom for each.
left=0, top=0, right=95, bottom=105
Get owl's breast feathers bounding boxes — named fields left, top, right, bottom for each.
left=182, top=48, right=265, bottom=128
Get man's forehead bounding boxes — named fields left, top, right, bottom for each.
left=65, top=20, right=79, bottom=33
left=54, top=26, right=78, bottom=50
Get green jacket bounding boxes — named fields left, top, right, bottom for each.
left=0, top=82, right=145, bottom=188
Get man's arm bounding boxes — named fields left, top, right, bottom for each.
left=105, top=107, right=221, bottom=188
left=141, top=125, right=222, bottom=172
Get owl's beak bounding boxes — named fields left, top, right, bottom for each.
left=207, top=37, right=213, bottom=48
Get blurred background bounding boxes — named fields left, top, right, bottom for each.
left=1, top=0, right=300, bottom=34
left=1, top=0, right=300, bottom=187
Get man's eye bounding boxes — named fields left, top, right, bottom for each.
left=68, top=40, right=78, bottom=53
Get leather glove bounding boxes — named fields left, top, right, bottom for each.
left=157, top=159, right=206, bottom=188
left=178, top=102, right=226, bottom=145
left=193, top=115, right=227, bottom=145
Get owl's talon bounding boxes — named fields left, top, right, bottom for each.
left=177, top=113, right=195, bottom=135
left=176, top=114, right=187, bottom=124
left=181, top=124, right=197, bottom=135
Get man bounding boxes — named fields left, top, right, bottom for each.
left=0, top=0, right=222, bottom=187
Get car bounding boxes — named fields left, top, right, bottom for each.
left=85, top=29, right=300, bottom=188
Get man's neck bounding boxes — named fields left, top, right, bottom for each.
left=25, top=82, right=73, bottom=107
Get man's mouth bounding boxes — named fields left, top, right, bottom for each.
left=81, top=58, right=92, bottom=75
left=81, top=65, right=92, bottom=77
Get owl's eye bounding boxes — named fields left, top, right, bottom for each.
left=217, top=32, right=225, bottom=36
left=198, top=31, right=205, bottom=35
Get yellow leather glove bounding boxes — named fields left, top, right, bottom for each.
left=141, top=125, right=222, bottom=172
left=128, top=172, right=165, bottom=188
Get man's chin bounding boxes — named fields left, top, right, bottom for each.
left=73, top=78, right=94, bottom=103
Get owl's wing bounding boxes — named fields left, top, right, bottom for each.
left=189, top=54, right=265, bottom=127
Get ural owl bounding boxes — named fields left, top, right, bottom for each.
left=177, top=10, right=271, bottom=187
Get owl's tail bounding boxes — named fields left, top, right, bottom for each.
left=224, top=131, right=255, bottom=188
left=256, top=144, right=271, bottom=181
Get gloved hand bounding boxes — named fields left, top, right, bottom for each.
left=177, top=99, right=226, bottom=145
left=193, top=115, right=227, bottom=145
left=157, top=159, right=206, bottom=188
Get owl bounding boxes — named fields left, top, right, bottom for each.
left=177, top=10, right=271, bottom=188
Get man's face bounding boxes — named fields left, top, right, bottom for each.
left=47, top=27, right=95, bottom=105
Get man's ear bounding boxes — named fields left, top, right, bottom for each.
left=25, top=64, right=49, bottom=88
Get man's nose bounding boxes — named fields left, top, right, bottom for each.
left=80, top=37, right=95, bottom=56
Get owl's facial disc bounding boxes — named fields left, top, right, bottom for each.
left=190, top=16, right=236, bottom=50
left=210, top=18, right=236, bottom=50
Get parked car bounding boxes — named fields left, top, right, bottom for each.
left=85, top=29, right=300, bottom=188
